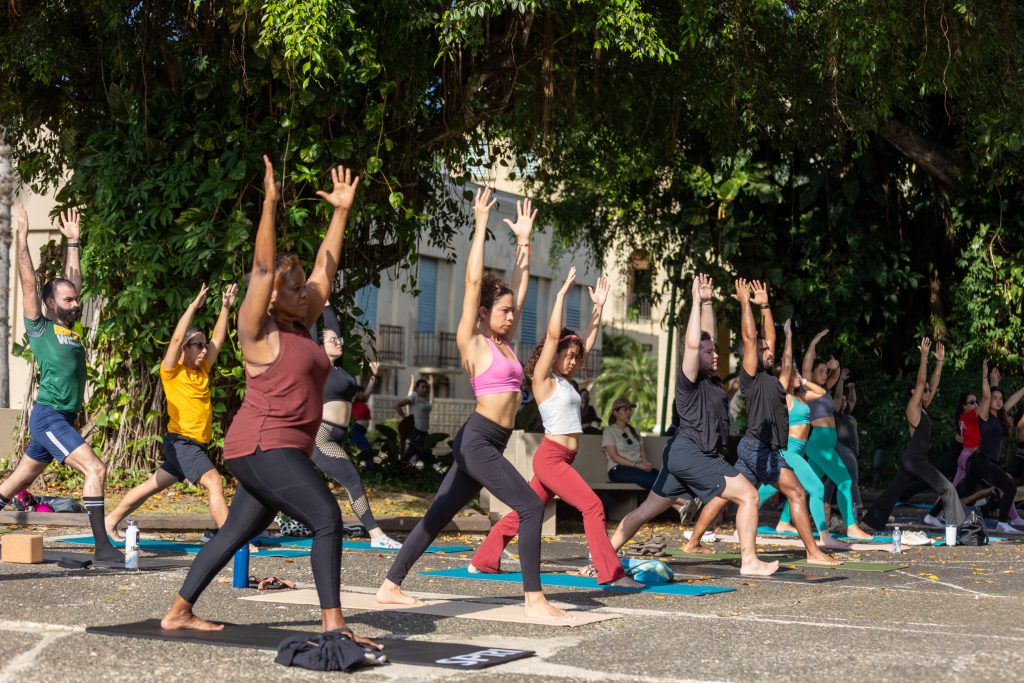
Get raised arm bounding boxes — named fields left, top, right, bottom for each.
left=533, top=267, right=576, bottom=396
left=924, top=341, right=945, bottom=408
left=1004, top=385, right=1024, bottom=414
left=979, top=358, right=992, bottom=421
left=700, top=276, right=717, bottom=345
left=847, top=382, right=857, bottom=413
left=780, top=319, right=794, bottom=389
left=834, top=366, right=849, bottom=411
left=503, top=197, right=537, bottom=340
left=14, top=205, right=40, bottom=320
left=238, top=155, right=280, bottom=349
left=581, top=275, right=609, bottom=354
left=751, top=279, right=776, bottom=354
left=735, top=278, right=758, bottom=377
left=162, top=284, right=210, bottom=371
left=305, top=165, right=360, bottom=328
left=56, top=208, right=82, bottom=292
left=456, top=187, right=495, bottom=350
left=682, top=274, right=713, bottom=382
left=802, top=329, right=828, bottom=377
left=205, top=283, right=238, bottom=368
left=907, top=338, right=931, bottom=428
left=825, top=357, right=841, bottom=389
left=800, top=376, right=827, bottom=402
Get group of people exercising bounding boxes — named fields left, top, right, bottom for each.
left=3, top=155, right=1022, bottom=644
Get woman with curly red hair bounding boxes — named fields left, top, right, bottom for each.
left=469, top=267, right=642, bottom=587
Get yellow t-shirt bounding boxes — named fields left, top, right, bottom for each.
left=160, top=361, right=212, bottom=444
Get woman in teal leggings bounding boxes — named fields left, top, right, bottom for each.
left=757, top=324, right=851, bottom=549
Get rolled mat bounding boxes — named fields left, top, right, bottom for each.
left=419, top=567, right=734, bottom=596
left=86, top=620, right=533, bottom=670
left=56, top=536, right=310, bottom=558
left=255, top=536, right=473, bottom=553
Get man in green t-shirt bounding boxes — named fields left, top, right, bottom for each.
left=0, top=204, right=122, bottom=562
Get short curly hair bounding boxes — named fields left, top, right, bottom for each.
left=524, top=327, right=586, bottom=380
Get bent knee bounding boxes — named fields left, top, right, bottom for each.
left=516, top=497, right=545, bottom=522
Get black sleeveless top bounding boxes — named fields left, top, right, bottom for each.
left=323, top=366, right=359, bottom=403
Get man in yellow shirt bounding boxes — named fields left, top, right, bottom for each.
left=105, top=283, right=237, bottom=539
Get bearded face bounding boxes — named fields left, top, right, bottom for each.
left=47, top=282, right=82, bottom=325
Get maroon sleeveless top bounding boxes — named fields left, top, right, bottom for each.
left=223, top=324, right=331, bottom=459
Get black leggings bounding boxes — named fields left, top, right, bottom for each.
left=179, top=447, right=342, bottom=608
left=862, top=441, right=965, bottom=531
left=386, top=412, right=543, bottom=592
left=311, top=421, right=378, bottom=531
left=964, top=455, right=1016, bottom=522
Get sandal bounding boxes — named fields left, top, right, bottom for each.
left=251, top=575, right=296, bottom=591
left=619, top=536, right=667, bottom=558
left=573, top=565, right=598, bottom=578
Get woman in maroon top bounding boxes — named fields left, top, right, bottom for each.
left=162, top=156, right=377, bottom=648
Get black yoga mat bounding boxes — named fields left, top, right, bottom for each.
left=86, top=620, right=535, bottom=670
left=42, top=551, right=193, bottom=571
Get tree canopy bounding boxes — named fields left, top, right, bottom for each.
left=1, top=1, right=1023, bottom=463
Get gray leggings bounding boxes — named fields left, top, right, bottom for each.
left=311, top=421, right=379, bottom=532
left=824, top=441, right=863, bottom=508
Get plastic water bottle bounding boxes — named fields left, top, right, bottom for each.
left=891, top=526, right=903, bottom=555
left=124, top=520, right=140, bottom=570
left=232, top=543, right=250, bottom=589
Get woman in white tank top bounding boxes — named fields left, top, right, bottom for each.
left=470, top=268, right=642, bottom=587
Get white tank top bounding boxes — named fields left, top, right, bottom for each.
left=537, top=375, right=583, bottom=435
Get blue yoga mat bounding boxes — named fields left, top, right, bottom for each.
left=255, top=535, right=472, bottom=553
left=894, top=502, right=933, bottom=509
left=58, top=536, right=310, bottom=558
left=756, top=526, right=892, bottom=544
left=419, top=567, right=735, bottom=596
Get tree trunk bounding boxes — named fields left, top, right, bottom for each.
left=0, top=141, right=15, bottom=409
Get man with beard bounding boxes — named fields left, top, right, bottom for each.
left=0, top=205, right=123, bottom=562
left=684, top=279, right=839, bottom=566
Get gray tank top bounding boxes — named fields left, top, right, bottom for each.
left=808, top=395, right=834, bottom=421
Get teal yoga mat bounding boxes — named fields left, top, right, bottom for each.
left=755, top=525, right=892, bottom=544
left=256, top=535, right=473, bottom=553
left=419, top=567, right=735, bottom=596
left=58, top=536, right=310, bottom=558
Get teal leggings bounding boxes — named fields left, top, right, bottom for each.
left=775, top=426, right=857, bottom=528
left=757, top=436, right=828, bottom=532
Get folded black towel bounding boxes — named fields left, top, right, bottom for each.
left=275, top=629, right=381, bottom=671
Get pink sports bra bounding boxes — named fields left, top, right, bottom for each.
left=469, top=337, right=524, bottom=396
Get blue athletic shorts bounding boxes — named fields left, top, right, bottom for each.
left=26, top=403, right=86, bottom=464
left=735, top=435, right=791, bottom=487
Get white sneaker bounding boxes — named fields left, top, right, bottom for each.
left=996, top=522, right=1024, bottom=535
left=683, top=530, right=718, bottom=543
left=369, top=535, right=403, bottom=550
left=922, top=514, right=945, bottom=528
left=900, top=530, right=932, bottom=546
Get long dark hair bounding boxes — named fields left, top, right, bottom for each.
left=524, top=327, right=586, bottom=380
left=955, top=392, right=974, bottom=430
left=990, top=387, right=1013, bottom=433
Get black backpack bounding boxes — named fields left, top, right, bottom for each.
left=956, top=511, right=989, bottom=546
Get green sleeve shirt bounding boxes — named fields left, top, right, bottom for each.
left=25, top=315, right=87, bottom=413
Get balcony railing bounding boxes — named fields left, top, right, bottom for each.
left=414, top=332, right=460, bottom=369
left=359, top=324, right=404, bottom=365
left=585, top=348, right=604, bottom=378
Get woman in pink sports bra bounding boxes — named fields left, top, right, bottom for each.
left=378, top=187, right=569, bottom=620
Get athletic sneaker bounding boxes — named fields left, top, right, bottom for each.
left=922, top=514, right=945, bottom=528
left=996, top=522, right=1024, bottom=534
left=683, top=530, right=718, bottom=543
left=1010, top=518, right=1024, bottom=529
left=900, top=530, right=932, bottom=546
left=201, top=528, right=218, bottom=543
left=370, top=534, right=403, bottom=549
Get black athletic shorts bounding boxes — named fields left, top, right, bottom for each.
left=653, top=434, right=737, bottom=503
left=159, top=432, right=216, bottom=485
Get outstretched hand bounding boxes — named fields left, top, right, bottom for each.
left=784, top=318, right=792, bottom=336
left=919, top=337, right=932, bottom=357
left=472, top=186, right=496, bottom=225
left=750, top=280, right=769, bottom=306
left=221, top=283, right=239, bottom=308
left=813, top=329, right=829, bottom=342
left=56, top=208, right=81, bottom=241
left=933, top=341, right=945, bottom=362
left=559, top=266, right=577, bottom=294
left=262, top=155, right=280, bottom=203
left=14, top=204, right=28, bottom=242
left=990, top=366, right=1002, bottom=387
left=732, top=278, right=750, bottom=304
left=503, top=197, right=538, bottom=241
left=692, top=273, right=713, bottom=302
left=191, top=283, right=210, bottom=310
left=315, top=165, right=360, bottom=210
left=588, top=275, right=610, bottom=308
left=840, top=367, right=850, bottom=381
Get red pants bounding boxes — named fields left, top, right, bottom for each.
left=471, top=438, right=625, bottom=583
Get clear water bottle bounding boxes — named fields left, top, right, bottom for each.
left=124, top=519, right=140, bottom=570
left=891, top=526, right=902, bottom=555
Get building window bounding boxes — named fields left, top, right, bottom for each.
left=519, top=275, right=539, bottom=346
left=628, top=253, right=652, bottom=321
left=565, top=286, right=581, bottom=330
left=417, top=257, right=438, bottom=334
left=355, top=284, right=378, bottom=327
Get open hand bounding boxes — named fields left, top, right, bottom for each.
left=472, top=187, right=496, bottom=225
left=732, top=278, right=751, bottom=304
left=813, top=329, right=829, bottom=342
left=559, top=266, right=577, bottom=294
left=919, top=337, right=932, bottom=356
left=221, top=283, right=239, bottom=308
left=262, top=155, right=280, bottom=203
left=56, top=208, right=81, bottom=241
left=588, top=275, right=610, bottom=308
left=990, top=366, right=1001, bottom=387
left=191, top=283, right=210, bottom=310
left=14, top=204, right=28, bottom=242
left=933, top=341, right=945, bottom=362
left=503, top=197, right=538, bottom=242
left=315, top=165, right=360, bottom=210
left=750, top=280, right=769, bottom=306
left=784, top=318, right=792, bottom=336
left=840, top=367, right=850, bottom=381
left=692, top=273, right=713, bottom=303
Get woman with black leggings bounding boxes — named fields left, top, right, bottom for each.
left=376, top=188, right=568, bottom=620
left=162, top=157, right=379, bottom=648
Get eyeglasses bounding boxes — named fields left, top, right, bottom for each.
left=185, top=340, right=206, bottom=349
left=324, top=337, right=341, bottom=345
left=965, top=399, right=978, bottom=405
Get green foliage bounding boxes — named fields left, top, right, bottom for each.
left=593, top=334, right=657, bottom=429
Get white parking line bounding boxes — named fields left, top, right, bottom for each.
left=0, top=621, right=81, bottom=683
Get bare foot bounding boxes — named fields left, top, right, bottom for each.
left=775, top=522, right=797, bottom=534
left=523, top=601, right=571, bottom=620
left=739, top=558, right=780, bottom=577
left=804, top=551, right=843, bottom=566
left=844, top=525, right=873, bottom=540
left=605, top=575, right=645, bottom=589
left=161, top=610, right=224, bottom=631
left=376, top=580, right=425, bottom=607
left=682, top=542, right=715, bottom=554
left=104, top=518, right=123, bottom=542
left=818, top=532, right=852, bottom=550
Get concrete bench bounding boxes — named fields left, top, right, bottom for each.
left=481, top=431, right=668, bottom=535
